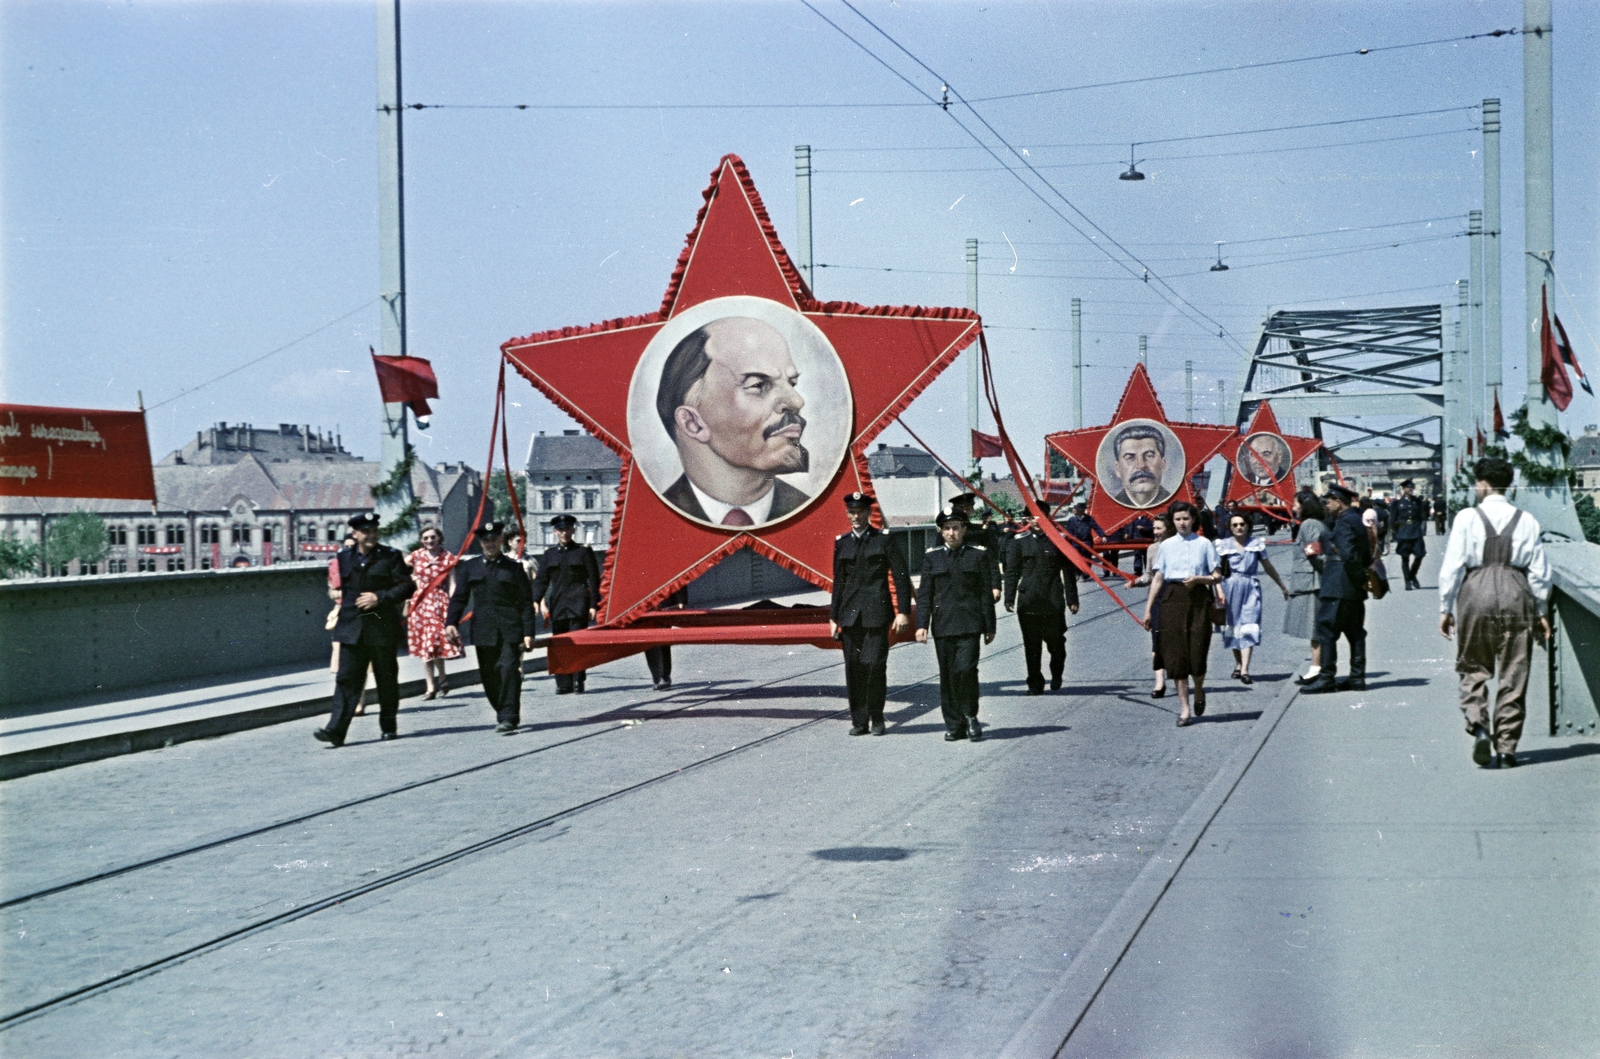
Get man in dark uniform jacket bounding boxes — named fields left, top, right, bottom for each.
left=1062, top=502, right=1105, bottom=582
left=1004, top=518, right=1080, bottom=694
left=532, top=513, right=601, bottom=694
left=916, top=510, right=997, bottom=741
left=315, top=512, right=415, bottom=747
left=445, top=521, right=537, bottom=734
left=950, top=493, right=1004, bottom=600
left=1432, top=493, right=1447, bottom=535
left=1127, top=513, right=1155, bottom=576
left=1303, top=483, right=1373, bottom=694
left=829, top=491, right=912, bottom=736
left=1392, top=479, right=1429, bottom=590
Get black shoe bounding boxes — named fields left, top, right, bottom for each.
left=871, top=721, right=887, bottom=736
left=1404, top=582, right=1414, bottom=591
left=1300, top=674, right=1338, bottom=694
left=1151, top=686, right=1166, bottom=698
left=1335, top=676, right=1366, bottom=691
left=1499, top=751, right=1518, bottom=768
left=313, top=728, right=343, bottom=747
left=1293, top=671, right=1321, bottom=686
left=380, top=732, right=399, bottom=741
left=1050, top=677, right=1062, bottom=691
left=945, top=731, right=967, bottom=742
left=496, top=722, right=517, bottom=735
left=968, top=719, right=983, bottom=741
left=575, top=685, right=586, bottom=694
left=556, top=686, right=574, bottom=695
left=1192, top=692, right=1205, bottom=717
left=1176, top=715, right=1192, bottom=727
left=849, top=724, right=870, bottom=736
left=1471, top=726, right=1493, bottom=767
left=1239, top=674, right=1252, bottom=686
left=654, top=679, right=672, bottom=691
left=1026, top=687, right=1043, bottom=696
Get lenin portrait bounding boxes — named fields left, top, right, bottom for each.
left=1237, top=432, right=1292, bottom=487
left=627, top=296, right=852, bottom=530
left=1095, top=419, right=1186, bottom=510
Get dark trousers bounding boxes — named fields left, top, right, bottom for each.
left=549, top=615, right=589, bottom=691
left=1396, top=538, right=1426, bottom=586
left=326, top=641, right=400, bottom=739
left=1017, top=611, right=1066, bottom=691
left=1315, top=597, right=1367, bottom=677
left=475, top=639, right=524, bottom=726
left=840, top=623, right=890, bottom=727
left=934, top=634, right=982, bottom=735
left=645, top=645, right=672, bottom=683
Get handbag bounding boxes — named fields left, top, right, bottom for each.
left=1366, top=557, right=1391, bottom=600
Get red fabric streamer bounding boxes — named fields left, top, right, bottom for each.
left=971, top=429, right=1004, bottom=459
left=371, top=351, right=440, bottom=419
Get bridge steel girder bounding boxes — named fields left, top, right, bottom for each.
left=1232, top=304, right=1445, bottom=488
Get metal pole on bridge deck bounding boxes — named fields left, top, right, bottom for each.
left=1071, top=298, right=1083, bottom=430
left=375, top=0, right=417, bottom=540
left=794, top=146, right=814, bottom=293
left=1469, top=210, right=1484, bottom=437
left=1184, top=360, right=1194, bottom=421
left=966, top=239, right=980, bottom=480
left=1482, top=99, right=1503, bottom=419
left=1218, top=379, right=1228, bottom=426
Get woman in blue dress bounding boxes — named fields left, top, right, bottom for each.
left=1216, top=511, right=1289, bottom=684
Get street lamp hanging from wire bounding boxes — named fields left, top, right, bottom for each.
left=1119, top=144, right=1146, bottom=180
left=1210, top=241, right=1230, bottom=271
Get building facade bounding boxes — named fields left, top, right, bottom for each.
left=0, top=422, right=480, bottom=576
left=1572, top=426, right=1600, bottom=502
left=525, top=430, right=621, bottom=547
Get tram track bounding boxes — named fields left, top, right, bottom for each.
left=0, top=637, right=1047, bottom=1030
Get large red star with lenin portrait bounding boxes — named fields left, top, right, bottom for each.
left=1043, top=364, right=1236, bottom=537
left=1219, top=400, right=1322, bottom=511
left=501, top=155, right=980, bottom=626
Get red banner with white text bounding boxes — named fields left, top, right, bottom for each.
left=0, top=404, right=156, bottom=500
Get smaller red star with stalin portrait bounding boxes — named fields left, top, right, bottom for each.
left=1044, top=364, right=1236, bottom=537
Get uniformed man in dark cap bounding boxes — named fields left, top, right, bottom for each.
left=1004, top=516, right=1080, bottom=694
left=1392, top=479, right=1428, bottom=590
left=1062, top=501, right=1105, bottom=581
left=532, top=513, right=601, bottom=693
left=445, top=521, right=538, bottom=734
left=315, top=512, right=415, bottom=747
left=1302, top=483, right=1372, bottom=694
left=950, top=492, right=1004, bottom=600
left=829, top=491, right=913, bottom=736
left=916, top=509, right=997, bottom=741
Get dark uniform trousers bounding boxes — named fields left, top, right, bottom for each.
left=935, top=634, right=982, bottom=732
left=549, top=615, right=590, bottom=692
left=644, top=645, right=672, bottom=684
left=1017, top=612, right=1065, bottom=692
left=329, top=642, right=400, bottom=740
left=1316, top=507, right=1372, bottom=680
left=841, top=624, right=890, bottom=728
left=477, top=640, right=525, bottom=726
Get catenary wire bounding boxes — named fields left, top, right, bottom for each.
left=994, top=214, right=1464, bottom=249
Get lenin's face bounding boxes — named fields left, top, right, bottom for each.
left=678, top=318, right=808, bottom=475
left=1115, top=436, right=1167, bottom=506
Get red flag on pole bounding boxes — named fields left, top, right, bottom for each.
left=1466, top=437, right=1474, bottom=456
left=1493, top=391, right=1507, bottom=438
left=1476, top=426, right=1486, bottom=450
left=371, top=350, right=440, bottom=420
left=1540, top=286, right=1574, bottom=411
left=971, top=428, right=1003, bottom=459
left=1554, top=312, right=1592, bottom=398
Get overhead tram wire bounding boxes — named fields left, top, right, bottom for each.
left=994, top=214, right=1465, bottom=249
left=803, top=0, right=1246, bottom=356
left=819, top=127, right=1479, bottom=174
left=998, top=230, right=1466, bottom=267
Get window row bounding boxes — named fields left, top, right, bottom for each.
left=538, top=489, right=603, bottom=511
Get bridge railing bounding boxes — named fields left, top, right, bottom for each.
left=1546, top=541, right=1600, bottom=736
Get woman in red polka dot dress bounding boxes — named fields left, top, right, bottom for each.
left=406, top=525, right=463, bottom=698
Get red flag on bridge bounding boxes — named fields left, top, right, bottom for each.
left=1554, top=311, right=1592, bottom=399
left=1492, top=391, right=1507, bottom=438
left=971, top=429, right=1003, bottom=459
left=371, top=350, right=439, bottom=420
left=1540, top=287, right=1575, bottom=411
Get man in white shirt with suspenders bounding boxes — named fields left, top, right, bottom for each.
left=1439, top=457, right=1553, bottom=769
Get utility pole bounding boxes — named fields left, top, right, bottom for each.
left=1482, top=99, right=1503, bottom=419
left=1138, top=334, right=1147, bottom=370
left=375, top=0, right=417, bottom=539
left=794, top=146, right=814, bottom=293
left=1443, top=279, right=1467, bottom=494
left=1218, top=379, right=1228, bottom=426
left=1469, top=210, right=1484, bottom=433
left=1184, top=360, right=1194, bottom=421
left=966, top=239, right=980, bottom=479
left=1071, top=298, right=1083, bottom=429
left=1520, top=0, right=1581, bottom=535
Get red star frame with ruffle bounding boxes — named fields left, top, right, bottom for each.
left=502, top=155, right=980, bottom=626
left=1043, top=364, right=1236, bottom=537
left=1219, top=401, right=1322, bottom=511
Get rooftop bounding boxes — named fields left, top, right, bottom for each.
left=157, top=422, right=357, bottom=467
left=526, top=430, right=622, bottom=475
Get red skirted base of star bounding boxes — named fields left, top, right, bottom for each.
left=1042, top=365, right=1237, bottom=537
left=1220, top=401, right=1322, bottom=511
left=503, top=155, right=980, bottom=640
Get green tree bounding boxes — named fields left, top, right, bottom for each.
left=1576, top=494, right=1600, bottom=545
left=487, top=470, right=530, bottom=524
left=0, top=532, right=39, bottom=579
left=43, top=510, right=110, bottom=574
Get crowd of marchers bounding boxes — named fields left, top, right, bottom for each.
left=312, top=458, right=1548, bottom=771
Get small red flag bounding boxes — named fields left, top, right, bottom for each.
left=1493, top=391, right=1507, bottom=438
left=971, top=428, right=1004, bottom=459
left=371, top=350, right=440, bottom=419
left=1466, top=437, right=1474, bottom=456
left=1476, top=426, right=1486, bottom=450
left=1554, top=313, right=1592, bottom=398
left=1540, top=287, right=1574, bottom=412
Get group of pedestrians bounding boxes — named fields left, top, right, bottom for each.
left=313, top=458, right=1554, bottom=774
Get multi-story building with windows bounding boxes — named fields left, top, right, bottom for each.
left=1573, top=425, right=1600, bottom=502
left=0, top=422, right=481, bottom=576
left=525, top=430, right=621, bottom=548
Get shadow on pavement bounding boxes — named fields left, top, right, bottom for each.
left=1511, top=742, right=1600, bottom=766
left=812, top=846, right=913, bottom=862
left=980, top=724, right=1070, bottom=740
left=1197, top=710, right=1263, bottom=724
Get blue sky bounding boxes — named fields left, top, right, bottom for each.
left=3, top=0, right=1595, bottom=473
